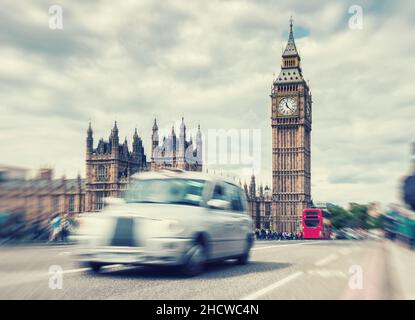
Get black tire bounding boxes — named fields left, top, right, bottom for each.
left=89, top=262, right=103, bottom=273
left=181, top=243, right=207, bottom=277
left=236, top=236, right=252, bottom=265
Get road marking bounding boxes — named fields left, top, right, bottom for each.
left=60, top=264, right=123, bottom=275
left=307, top=269, right=347, bottom=278
left=241, top=271, right=303, bottom=300
left=58, top=251, right=72, bottom=256
left=0, top=264, right=126, bottom=289
left=314, top=254, right=338, bottom=266
left=61, top=267, right=89, bottom=274
left=252, top=241, right=318, bottom=251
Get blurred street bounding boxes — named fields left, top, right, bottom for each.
left=0, top=239, right=413, bottom=300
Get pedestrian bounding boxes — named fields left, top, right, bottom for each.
left=49, top=214, right=61, bottom=242
left=60, top=217, right=70, bottom=242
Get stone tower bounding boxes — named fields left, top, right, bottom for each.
left=271, top=18, right=312, bottom=232
left=85, top=121, right=147, bottom=211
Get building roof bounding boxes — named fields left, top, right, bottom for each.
left=275, top=68, right=303, bottom=84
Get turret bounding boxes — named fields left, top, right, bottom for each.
left=249, top=174, right=256, bottom=198
left=111, top=121, right=119, bottom=157
left=123, top=137, right=128, bottom=157
left=152, top=118, right=159, bottom=156
left=86, top=122, right=93, bottom=155
left=179, top=117, right=186, bottom=157
left=195, top=124, right=203, bottom=164
left=133, top=128, right=142, bottom=156
left=171, top=125, right=177, bottom=151
left=180, top=117, right=186, bottom=139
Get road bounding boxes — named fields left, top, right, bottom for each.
left=0, top=239, right=414, bottom=299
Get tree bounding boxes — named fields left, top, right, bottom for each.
left=349, top=204, right=369, bottom=229
left=328, top=203, right=373, bottom=230
left=328, top=205, right=351, bottom=229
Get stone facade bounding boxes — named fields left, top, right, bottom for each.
left=244, top=175, right=273, bottom=229
left=0, top=169, right=85, bottom=227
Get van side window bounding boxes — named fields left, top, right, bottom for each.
left=212, top=184, right=226, bottom=201
left=226, top=183, right=244, bottom=212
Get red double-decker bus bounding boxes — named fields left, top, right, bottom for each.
left=302, top=208, right=331, bottom=239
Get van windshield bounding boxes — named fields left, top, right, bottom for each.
left=125, top=179, right=205, bottom=207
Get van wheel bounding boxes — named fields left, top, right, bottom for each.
left=181, top=243, right=207, bottom=277
left=236, top=237, right=252, bottom=265
left=89, top=262, right=103, bottom=273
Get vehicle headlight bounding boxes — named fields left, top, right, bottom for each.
left=162, top=219, right=185, bottom=234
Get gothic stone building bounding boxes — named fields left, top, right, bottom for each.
left=244, top=175, right=273, bottom=229
left=151, top=118, right=203, bottom=172
left=85, top=121, right=147, bottom=211
left=0, top=168, right=85, bottom=229
left=85, top=118, right=202, bottom=211
left=248, top=20, right=312, bottom=233
left=0, top=118, right=203, bottom=226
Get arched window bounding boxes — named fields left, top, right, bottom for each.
left=98, top=165, right=107, bottom=181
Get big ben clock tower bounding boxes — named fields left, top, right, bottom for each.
left=271, top=18, right=312, bottom=232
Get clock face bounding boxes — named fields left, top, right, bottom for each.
left=278, top=97, right=297, bottom=116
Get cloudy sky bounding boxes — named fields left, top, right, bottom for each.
left=1, top=0, right=414, bottom=207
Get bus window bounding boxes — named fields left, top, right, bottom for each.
left=304, top=219, right=320, bottom=228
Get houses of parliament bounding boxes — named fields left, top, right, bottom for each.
left=85, top=118, right=203, bottom=212
left=0, top=20, right=311, bottom=233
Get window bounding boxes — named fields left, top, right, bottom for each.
left=68, top=195, right=75, bottom=213
left=125, top=179, right=205, bottom=207
left=304, top=219, right=320, bottom=228
left=225, top=183, right=246, bottom=212
left=97, top=165, right=107, bottom=181
left=212, top=184, right=226, bottom=201
left=96, top=192, right=104, bottom=210
left=265, top=203, right=271, bottom=215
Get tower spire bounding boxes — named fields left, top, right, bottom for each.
left=289, top=15, right=293, bottom=33
left=86, top=121, right=93, bottom=154
left=112, top=121, right=119, bottom=136
left=282, top=16, right=298, bottom=57
left=87, top=121, right=93, bottom=134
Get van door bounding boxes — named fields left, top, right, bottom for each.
left=223, top=183, right=249, bottom=255
left=205, top=182, right=234, bottom=259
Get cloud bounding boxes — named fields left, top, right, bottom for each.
left=0, top=0, right=414, bottom=207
